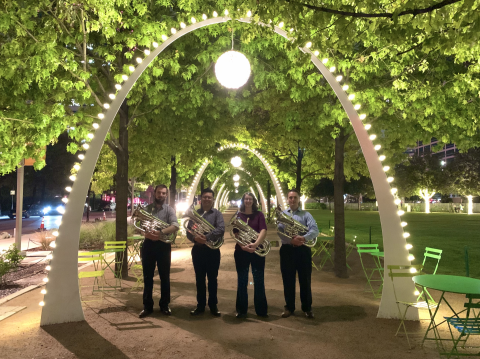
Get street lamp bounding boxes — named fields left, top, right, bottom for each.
left=234, top=182, right=239, bottom=187
left=233, top=174, right=240, bottom=181
left=231, top=156, right=242, bottom=168
left=215, top=51, right=251, bottom=89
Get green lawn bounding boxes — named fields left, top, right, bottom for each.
left=309, top=210, right=480, bottom=278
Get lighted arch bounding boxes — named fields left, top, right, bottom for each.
left=41, top=12, right=415, bottom=326
left=214, top=183, right=226, bottom=209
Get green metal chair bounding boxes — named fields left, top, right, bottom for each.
left=444, top=294, right=480, bottom=357
left=416, top=247, right=443, bottom=303
left=127, top=236, right=143, bottom=269
left=103, top=241, right=126, bottom=291
left=128, top=264, right=144, bottom=293
left=387, top=264, right=437, bottom=349
left=357, top=244, right=384, bottom=298
left=311, top=234, right=333, bottom=271
left=78, top=251, right=105, bottom=303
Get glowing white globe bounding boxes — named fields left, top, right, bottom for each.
left=231, top=156, right=242, bottom=168
left=215, top=51, right=251, bottom=89
left=233, top=174, right=240, bottom=181
left=234, top=182, right=240, bottom=188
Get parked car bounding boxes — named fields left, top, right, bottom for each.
left=9, top=204, right=43, bottom=219
left=99, top=201, right=116, bottom=211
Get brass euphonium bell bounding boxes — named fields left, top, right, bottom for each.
left=275, top=205, right=317, bottom=247
left=131, top=207, right=177, bottom=244
left=229, top=211, right=271, bottom=257
left=182, top=204, right=224, bottom=249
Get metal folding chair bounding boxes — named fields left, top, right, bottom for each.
left=103, top=241, right=126, bottom=291
left=78, top=251, right=105, bottom=303
left=416, top=247, right=443, bottom=303
left=357, top=244, right=384, bottom=298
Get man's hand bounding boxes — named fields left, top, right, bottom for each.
left=291, top=235, right=305, bottom=247
left=241, top=243, right=256, bottom=253
left=145, top=230, right=161, bottom=241
left=194, top=234, right=207, bottom=244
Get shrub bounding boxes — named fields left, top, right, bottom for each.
left=79, top=221, right=136, bottom=249
left=36, top=230, right=56, bottom=250
left=305, top=202, right=327, bottom=210
left=0, top=245, right=25, bottom=284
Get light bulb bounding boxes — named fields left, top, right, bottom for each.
left=41, top=289, right=46, bottom=294
left=290, top=28, right=294, bottom=33
left=98, top=113, right=105, bottom=119
left=348, top=94, right=355, bottom=100
left=115, top=84, right=121, bottom=91
left=322, top=58, right=328, bottom=64
left=62, top=198, right=68, bottom=203
left=314, top=50, right=319, bottom=56
left=397, top=210, right=405, bottom=216
left=69, top=175, right=76, bottom=181
left=92, top=123, right=99, bottom=129
left=247, top=10, right=252, bottom=17
left=401, top=222, right=407, bottom=227
left=414, top=290, right=420, bottom=296
left=136, top=57, right=142, bottom=63
left=329, top=66, right=336, bottom=72
left=52, top=231, right=59, bottom=237
left=171, top=28, right=176, bottom=34
left=46, top=254, right=52, bottom=260
left=394, top=199, right=401, bottom=205
left=369, top=134, right=377, bottom=140
left=87, top=133, right=94, bottom=139
left=305, top=42, right=312, bottom=48
left=65, top=186, right=72, bottom=192
left=129, top=65, right=135, bottom=72
left=278, top=21, right=284, bottom=28
left=152, top=42, right=158, bottom=48
left=359, top=114, right=366, bottom=120
left=342, top=85, right=349, bottom=91
left=408, top=255, right=415, bottom=261
left=354, top=104, right=361, bottom=110
left=78, top=154, right=85, bottom=160
left=74, top=164, right=80, bottom=170
left=50, top=241, right=56, bottom=248
left=82, top=143, right=89, bottom=149
left=224, top=9, right=229, bottom=15
left=374, top=145, right=381, bottom=151
left=403, top=232, right=410, bottom=238
left=379, top=155, right=386, bottom=161
left=406, top=244, right=413, bottom=250
left=202, top=14, right=207, bottom=20
left=162, top=35, right=168, bottom=41
left=104, top=103, right=110, bottom=109
left=336, top=75, right=343, bottom=81
left=383, top=166, right=390, bottom=171
left=39, top=301, right=45, bottom=306
left=391, top=188, right=398, bottom=194
left=46, top=265, right=51, bottom=271
left=43, top=277, right=49, bottom=283
left=122, top=75, right=128, bottom=81
left=215, top=51, right=251, bottom=89
left=213, top=11, right=218, bottom=17
left=144, top=49, right=150, bottom=55
left=410, top=267, right=417, bottom=273
left=180, top=22, right=186, bottom=29
left=387, top=177, right=394, bottom=183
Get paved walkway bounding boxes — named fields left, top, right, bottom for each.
left=0, top=209, right=468, bottom=358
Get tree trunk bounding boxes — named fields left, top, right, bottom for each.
left=131, top=177, right=135, bottom=216
left=170, top=156, right=177, bottom=210
left=267, top=179, right=271, bottom=219
left=116, top=100, right=129, bottom=278
left=333, top=127, right=348, bottom=278
left=296, top=147, right=304, bottom=192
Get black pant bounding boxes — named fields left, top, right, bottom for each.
left=280, top=244, right=312, bottom=313
left=142, top=239, right=171, bottom=311
left=234, top=249, right=268, bottom=316
left=192, top=244, right=221, bottom=309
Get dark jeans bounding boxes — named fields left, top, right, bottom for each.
left=142, top=239, right=171, bottom=311
left=280, top=244, right=312, bottom=313
left=234, top=249, right=268, bottom=316
left=192, top=244, right=221, bottom=310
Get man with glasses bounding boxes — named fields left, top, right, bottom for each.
left=186, top=188, right=225, bottom=316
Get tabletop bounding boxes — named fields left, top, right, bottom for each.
left=413, top=274, right=480, bottom=295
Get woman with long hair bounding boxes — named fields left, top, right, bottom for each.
left=234, top=192, right=268, bottom=318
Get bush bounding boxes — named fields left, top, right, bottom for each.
left=305, top=202, right=327, bottom=210
left=0, top=245, right=25, bottom=285
left=36, top=229, right=57, bottom=250
left=79, top=221, right=136, bottom=249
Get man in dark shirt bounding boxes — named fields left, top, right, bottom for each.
left=186, top=188, right=225, bottom=316
left=139, top=185, right=179, bottom=318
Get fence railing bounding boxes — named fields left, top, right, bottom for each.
left=306, top=202, right=476, bottom=213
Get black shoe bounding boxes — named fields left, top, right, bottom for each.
left=190, top=307, right=205, bottom=316
left=160, top=307, right=171, bottom=316
left=210, top=306, right=221, bottom=317
left=257, top=314, right=269, bottom=318
left=139, top=309, right=153, bottom=318
left=236, top=313, right=247, bottom=319
left=305, top=311, right=314, bottom=319
left=281, top=309, right=293, bottom=318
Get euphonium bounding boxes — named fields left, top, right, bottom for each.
left=275, top=205, right=317, bottom=248
left=183, top=204, right=224, bottom=249
left=229, top=212, right=271, bottom=257
left=132, top=207, right=177, bottom=244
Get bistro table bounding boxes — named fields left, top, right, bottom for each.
left=413, top=274, right=480, bottom=354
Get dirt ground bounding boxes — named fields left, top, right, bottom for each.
left=0, top=210, right=474, bottom=359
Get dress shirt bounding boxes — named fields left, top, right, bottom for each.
left=277, top=207, right=319, bottom=245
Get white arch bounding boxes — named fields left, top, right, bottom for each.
left=40, top=13, right=414, bottom=326
left=214, top=183, right=226, bottom=209
left=223, top=191, right=230, bottom=207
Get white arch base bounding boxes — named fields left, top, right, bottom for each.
left=41, top=14, right=415, bottom=326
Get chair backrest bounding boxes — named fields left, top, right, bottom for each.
left=78, top=251, right=104, bottom=262
left=422, top=247, right=442, bottom=275
left=104, top=241, right=126, bottom=250
left=387, top=264, right=424, bottom=301
left=357, top=244, right=379, bottom=254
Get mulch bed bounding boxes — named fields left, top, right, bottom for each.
left=0, top=261, right=48, bottom=299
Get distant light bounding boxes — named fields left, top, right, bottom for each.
left=408, top=255, right=415, bottom=261
left=231, top=156, right=242, bottom=167
left=115, top=84, right=121, bottom=90
left=82, top=144, right=89, bottom=149
left=397, top=210, right=405, bottom=216
left=233, top=174, right=240, bottom=181
left=394, top=199, right=401, bottom=205
left=409, top=267, right=417, bottom=273
left=129, top=66, right=135, bottom=72
left=406, top=244, right=413, bottom=250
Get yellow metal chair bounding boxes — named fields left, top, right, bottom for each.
left=78, top=251, right=105, bottom=303
left=103, top=241, right=126, bottom=291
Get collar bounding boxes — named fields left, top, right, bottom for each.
left=288, top=207, right=301, bottom=214
left=152, top=203, right=165, bottom=211
left=198, top=206, right=214, bottom=214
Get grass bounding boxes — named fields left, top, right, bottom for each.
left=309, top=209, right=480, bottom=278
